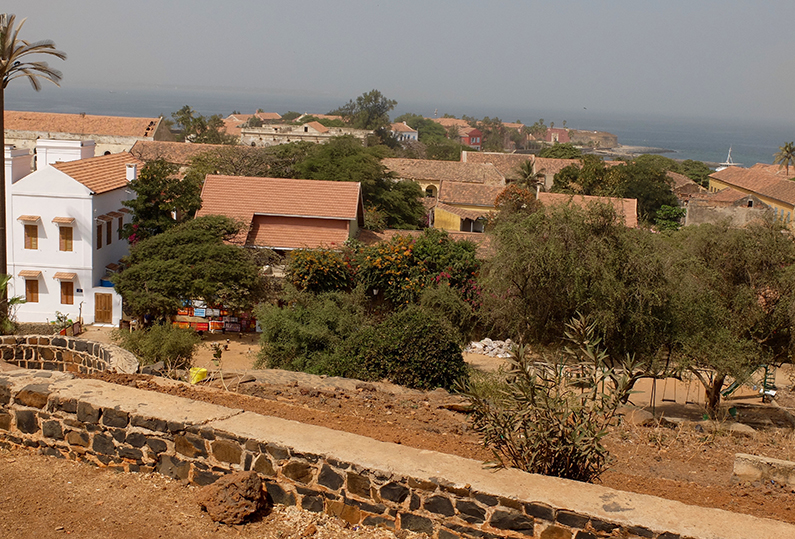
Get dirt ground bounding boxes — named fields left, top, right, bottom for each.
left=6, top=325, right=795, bottom=536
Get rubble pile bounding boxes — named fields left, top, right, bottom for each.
left=465, top=338, right=514, bottom=358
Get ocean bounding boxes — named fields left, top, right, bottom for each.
left=6, top=85, right=792, bottom=168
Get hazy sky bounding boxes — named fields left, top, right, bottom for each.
left=5, top=1, right=795, bottom=124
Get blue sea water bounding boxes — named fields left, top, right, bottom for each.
left=6, top=85, right=792, bottom=168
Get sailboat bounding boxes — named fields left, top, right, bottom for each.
left=716, top=146, right=742, bottom=171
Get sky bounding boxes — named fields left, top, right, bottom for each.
left=4, top=1, right=795, bottom=126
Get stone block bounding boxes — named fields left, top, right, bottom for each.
left=15, top=384, right=51, bottom=408
left=175, top=434, right=207, bottom=458
left=626, top=525, right=655, bottom=538
left=193, top=470, right=221, bottom=486
left=146, top=437, right=168, bottom=454
left=158, top=455, right=190, bottom=480
left=265, top=443, right=290, bottom=460
left=424, top=495, right=455, bottom=516
left=318, top=464, right=344, bottom=490
left=265, top=481, right=296, bottom=506
left=473, top=492, right=498, bottom=507
left=0, top=412, right=12, bottom=430
left=40, top=348, right=54, bottom=361
left=379, top=482, right=409, bottom=503
left=102, top=408, right=129, bottom=428
left=211, top=439, right=242, bottom=465
left=125, top=432, right=147, bottom=448
left=346, top=472, right=371, bottom=498
left=42, top=420, right=63, bottom=440
left=253, top=454, right=275, bottom=476
left=363, top=515, right=394, bottom=529
left=197, top=471, right=268, bottom=524
left=15, top=410, right=39, bottom=434
left=92, top=433, right=116, bottom=455
left=118, top=446, right=143, bottom=460
left=110, top=428, right=126, bottom=443
left=65, top=430, right=89, bottom=447
left=399, top=513, right=434, bottom=535
left=490, top=510, right=534, bottom=533
left=77, top=402, right=100, bottom=424
left=131, top=415, right=167, bottom=432
left=407, top=477, right=437, bottom=491
left=456, top=500, right=486, bottom=523
left=301, top=495, right=324, bottom=513
left=540, top=526, right=573, bottom=539
left=556, top=511, right=589, bottom=529
left=525, top=502, right=556, bottom=521
left=283, top=460, right=314, bottom=484
left=327, top=499, right=361, bottom=526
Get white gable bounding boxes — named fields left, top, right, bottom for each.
left=12, top=165, right=91, bottom=197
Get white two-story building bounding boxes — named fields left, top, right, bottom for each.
left=5, top=141, right=142, bottom=325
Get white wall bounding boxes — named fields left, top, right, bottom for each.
left=35, top=139, right=95, bottom=169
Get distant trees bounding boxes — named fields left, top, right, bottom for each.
left=330, top=89, right=397, bottom=131
left=775, top=142, right=795, bottom=177
left=171, top=105, right=237, bottom=144
left=538, top=143, right=582, bottom=159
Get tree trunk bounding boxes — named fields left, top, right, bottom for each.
left=705, top=373, right=726, bottom=418
left=0, top=86, right=7, bottom=320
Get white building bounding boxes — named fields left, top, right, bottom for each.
left=390, top=122, right=419, bottom=142
left=5, top=140, right=142, bottom=325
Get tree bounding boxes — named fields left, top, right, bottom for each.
left=122, top=159, right=202, bottom=243
left=614, top=162, right=678, bottom=223
left=0, top=14, right=65, bottom=311
left=186, top=146, right=274, bottom=179
left=113, top=216, right=263, bottom=320
left=654, top=205, right=686, bottom=231
left=538, top=143, right=581, bottom=159
left=329, top=90, right=397, bottom=130
left=171, top=105, right=236, bottom=144
left=774, top=141, right=795, bottom=177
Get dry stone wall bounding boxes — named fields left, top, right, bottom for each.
left=0, top=335, right=138, bottom=375
left=0, top=369, right=792, bottom=539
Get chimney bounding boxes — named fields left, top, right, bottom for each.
left=126, top=163, right=137, bottom=181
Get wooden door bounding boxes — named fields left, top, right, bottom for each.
left=95, top=293, right=112, bottom=324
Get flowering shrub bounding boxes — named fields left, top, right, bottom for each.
left=287, top=247, right=353, bottom=293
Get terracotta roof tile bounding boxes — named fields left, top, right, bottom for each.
left=305, top=121, right=329, bottom=133
left=297, top=113, right=343, bottom=122
left=428, top=117, right=472, bottom=128
left=391, top=122, right=418, bottom=133
left=533, top=157, right=581, bottom=176
left=462, top=151, right=534, bottom=180
left=537, top=192, right=638, bottom=228
left=383, top=158, right=505, bottom=186
left=710, top=166, right=795, bottom=206
left=5, top=110, right=162, bottom=138
left=438, top=181, right=504, bottom=207
left=435, top=201, right=491, bottom=221
left=52, top=152, right=144, bottom=194
left=130, top=140, right=227, bottom=165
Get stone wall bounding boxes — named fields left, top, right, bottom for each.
left=0, top=336, right=138, bottom=375
left=0, top=371, right=792, bottom=539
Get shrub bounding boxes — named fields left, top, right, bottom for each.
left=112, top=325, right=201, bottom=375
left=418, top=284, right=477, bottom=343
left=287, top=248, right=354, bottom=294
left=463, top=318, right=635, bottom=482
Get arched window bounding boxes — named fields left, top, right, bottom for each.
left=425, top=186, right=437, bottom=198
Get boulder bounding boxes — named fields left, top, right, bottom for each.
left=618, top=406, right=655, bottom=427
left=196, top=471, right=269, bottom=524
left=729, top=422, right=757, bottom=438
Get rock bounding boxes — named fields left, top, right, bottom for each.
left=141, top=361, right=165, bottom=375
left=618, top=406, right=655, bottom=427
left=658, top=416, right=689, bottom=429
left=196, top=471, right=269, bottom=524
left=729, top=422, right=757, bottom=438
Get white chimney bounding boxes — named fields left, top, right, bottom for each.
left=126, top=163, right=137, bottom=181
left=35, top=139, right=95, bottom=169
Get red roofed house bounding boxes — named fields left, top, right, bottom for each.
left=544, top=128, right=571, bottom=144
left=6, top=142, right=142, bottom=325
left=458, top=126, right=483, bottom=150
left=196, top=176, right=364, bottom=251
left=432, top=181, right=504, bottom=233
left=390, top=122, right=419, bottom=142
left=709, top=164, right=795, bottom=227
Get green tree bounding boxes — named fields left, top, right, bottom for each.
left=654, top=205, right=686, bottom=231
left=171, top=105, right=237, bottom=144
left=112, top=325, right=201, bottom=375
left=679, top=159, right=713, bottom=187
left=774, top=141, right=795, bottom=177
left=527, top=119, right=547, bottom=138
left=113, top=216, right=263, bottom=320
left=0, top=14, right=65, bottom=307
left=122, top=159, right=202, bottom=243
left=330, top=89, right=397, bottom=130
left=514, top=160, right=544, bottom=189
left=538, top=143, right=581, bottom=159
left=186, top=146, right=274, bottom=179
left=615, top=161, right=678, bottom=223
left=281, top=110, right=301, bottom=122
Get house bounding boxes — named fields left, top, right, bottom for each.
left=4, top=110, right=173, bottom=171
left=685, top=188, right=771, bottom=228
left=240, top=122, right=372, bottom=147
left=382, top=158, right=505, bottom=198
left=533, top=157, right=625, bottom=191
left=461, top=151, right=534, bottom=182
left=708, top=164, right=795, bottom=226
left=222, top=112, right=283, bottom=139
left=6, top=145, right=142, bottom=325
left=196, top=175, right=364, bottom=251
left=390, top=122, right=418, bottom=142
left=432, top=181, right=504, bottom=233
left=427, top=118, right=482, bottom=150
left=543, top=128, right=571, bottom=144
left=536, top=192, right=638, bottom=228
left=667, top=171, right=706, bottom=204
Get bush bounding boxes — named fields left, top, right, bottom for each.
left=287, top=248, right=353, bottom=294
left=112, top=325, right=201, bottom=375
left=463, top=318, right=635, bottom=482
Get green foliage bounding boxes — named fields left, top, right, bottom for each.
left=0, top=274, right=25, bottom=335
left=654, top=205, right=686, bottom=231
left=615, top=162, right=678, bottom=222
left=774, top=141, right=795, bottom=176
left=112, top=325, right=201, bottom=375
left=464, top=318, right=636, bottom=482
left=296, top=115, right=347, bottom=128
left=493, top=184, right=538, bottom=216
left=526, top=119, right=547, bottom=138
left=679, top=159, right=713, bottom=187
left=281, top=111, right=301, bottom=122
left=393, top=113, right=448, bottom=142
left=122, top=159, right=202, bottom=243
left=113, top=216, right=263, bottom=319
left=186, top=146, right=274, bottom=180
left=539, top=143, right=582, bottom=159
left=287, top=248, right=353, bottom=294
left=418, top=284, right=477, bottom=343
left=329, top=89, right=397, bottom=130
left=171, top=105, right=237, bottom=144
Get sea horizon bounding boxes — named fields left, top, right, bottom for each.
left=5, top=84, right=791, bottom=169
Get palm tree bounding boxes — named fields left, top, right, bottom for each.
left=774, top=141, right=795, bottom=178
left=515, top=159, right=546, bottom=192
left=0, top=14, right=65, bottom=319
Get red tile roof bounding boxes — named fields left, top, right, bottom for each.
left=537, top=192, right=638, bottom=228
left=5, top=110, right=162, bottom=138
left=197, top=176, right=364, bottom=249
left=435, top=201, right=491, bottom=221
left=462, top=151, right=534, bottom=180
left=391, top=122, right=417, bottom=133
left=383, top=158, right=505, bottom=186
left=710, top=166, right=795, bottom=206
left=305, top=121, right=329, bottom=133
left=429, top=117, right=472, bottom=128
left=52, top=152, right=144, bottom=194
left=533, top=157, right=581, bottom=176
left=130, top=140, right=227, bottom=165
left=438, top=181, right=504, bottom=207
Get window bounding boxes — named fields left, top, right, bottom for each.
left=60, top=281, right=74, bottom=305
left=97, top=223, right=103, bottom=249
left=24, top=225, right=38, bottom=250
left=25, top=279, right=38, bottom=303
left=106, top=220, right=112, bottom=246
left=118, top=217, right=124, bottom=240
left=59, top=227, right=73, bottom=252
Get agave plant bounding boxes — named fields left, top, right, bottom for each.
left=0, top=14, right=66, bottom=310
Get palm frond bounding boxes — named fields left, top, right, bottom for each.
left=0, top=14, right=66, bottom=90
